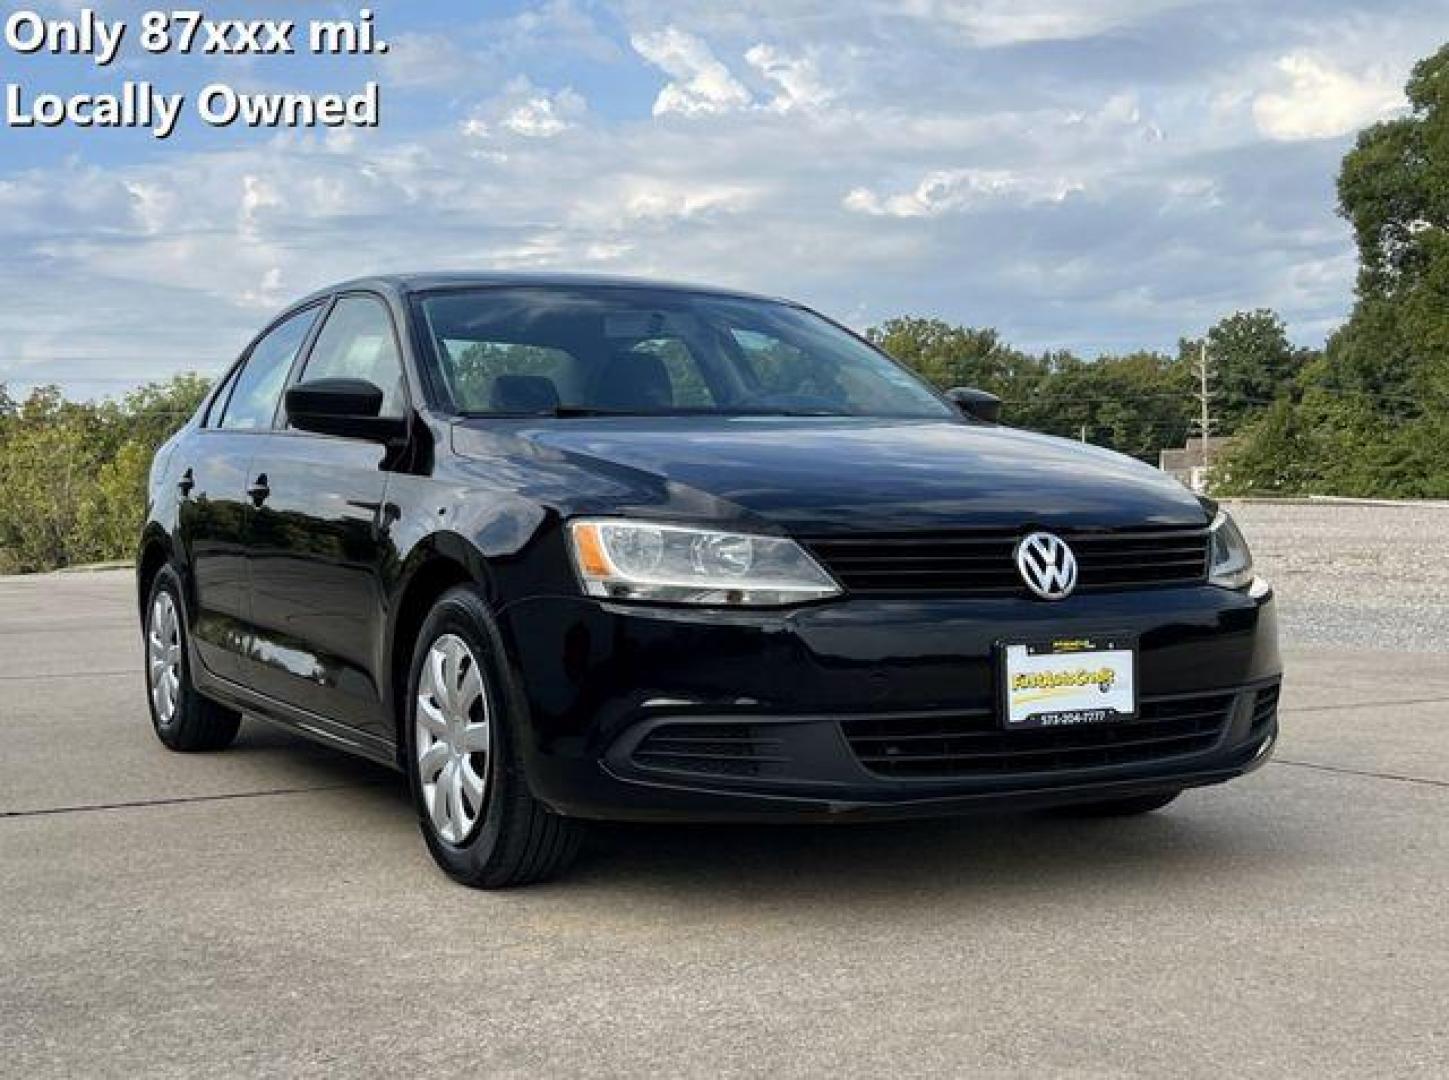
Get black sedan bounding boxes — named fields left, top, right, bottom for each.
left=138, top=273, right=1280, bottom=887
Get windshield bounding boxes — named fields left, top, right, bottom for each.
left=415, top=287, right=954, bottom=419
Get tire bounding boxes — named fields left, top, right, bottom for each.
left=403, top=585, right=583, bottom=888
left=1060, top=790, right=1183, bottom=817
left=143, top=566, right=241, bottom=752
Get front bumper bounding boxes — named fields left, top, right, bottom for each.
left=498, top=582, right=1281, bottom=822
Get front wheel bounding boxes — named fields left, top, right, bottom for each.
left=404, top=586, right=583, bottom=888
left=144, top=567, right=241, bottom=752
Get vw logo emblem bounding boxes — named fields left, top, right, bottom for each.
left=1015, top=532, right=1078, bottom=600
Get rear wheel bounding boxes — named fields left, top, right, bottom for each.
left=1060, top=790, right=1182, bottom=817
left=404, top=585, right=583, bottom=888
left=144, top=567, right=241, bottom=752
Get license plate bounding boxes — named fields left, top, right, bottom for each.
left=999, top=638, right=1137, bottom=729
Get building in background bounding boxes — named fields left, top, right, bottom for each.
left=1159, top=436, right=1236, bottom=493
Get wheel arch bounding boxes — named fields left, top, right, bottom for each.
left=136, top=526, right=173, bottom=620
left=385, top=533, right=498, bottom=762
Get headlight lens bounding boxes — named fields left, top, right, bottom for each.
left=568, top=520, right=841, bottom=606
left=1208, top=510, right=1254, bottom=589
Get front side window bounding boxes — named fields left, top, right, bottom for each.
left=202, top=363, right=242, bottom=428
left=220, top=306, right=320, bottom=430
left=295, top=296, right=407, bottom=419
left=415, top=288, right=952, bottom=419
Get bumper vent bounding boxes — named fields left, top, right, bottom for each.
left=1250, top=682, right=1281, bottom=736
left=843, top=691, right=1236, bottom=778
left=803, top=528, right=1209, bottom=597
left=631, top=722, right=788, bottom=778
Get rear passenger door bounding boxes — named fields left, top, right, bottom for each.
left=240, top=294, right=409, bottom=740
left=176, top=304, right=321, bottom=680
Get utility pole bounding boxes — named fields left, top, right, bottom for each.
left=1193, top=340, right=1216, bottom=492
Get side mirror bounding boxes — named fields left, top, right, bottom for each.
left=285, top=378, right=407, bottom=441
left=946, top=386, right=1002, bottom=424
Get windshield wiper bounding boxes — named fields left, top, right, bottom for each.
left=458, top=406, right=860, bottom=420
left=459, top=406, right=658, bottom=419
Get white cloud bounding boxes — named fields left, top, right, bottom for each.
left=630, top=27, right=754, bottom=116
left=378, top=3, right=619, bottom=91
left=124, top=181, right=176, bottom=235
left=898, top=0, right=1191, bottom=47
left=500, top=0, right=622, bottom=62
left=572, top=177, right=763, bottom=227
left=461, top=79, right=588, bottom=139
left=239, top=175, right=282, bottom=234
left=744, top=44, right=834, bottom=112
left=844, top=168, right=1084, bottom=217
left=377, top=33, right=474, bottom=89
left=1252, top=54, right=1404, bottom=141
left=505, top=89, right=586, bottom=137
left=8, top=0, right=1449, bottom=401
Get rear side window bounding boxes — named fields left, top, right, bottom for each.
left=219, top=306, right=320, bottom=430
left=295, top=296, right=407, bottom=419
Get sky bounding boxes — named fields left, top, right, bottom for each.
left=2, top=0, right=1447, bottom=400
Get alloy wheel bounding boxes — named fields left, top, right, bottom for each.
left=147, top=592, right=182, bottom=726
left=415, top=633, right=491, bottom=845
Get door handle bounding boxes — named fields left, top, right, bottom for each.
left=177, top=468, right=195, bottom=497
left=247, top=473, right=270, bottom=506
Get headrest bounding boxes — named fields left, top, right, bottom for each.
left=590, top=350, right=672, bottom=410
left=490, top=374, right=560, bottom=413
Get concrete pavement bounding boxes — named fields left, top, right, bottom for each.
left=1, top=569, right=1446, bottom=1077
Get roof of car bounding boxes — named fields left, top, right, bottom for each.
left=299, top=272, right=785, bottom=306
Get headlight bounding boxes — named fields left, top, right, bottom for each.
left=1208, top=510, right=1254, bottom=589
left=567, top=520, right=841, bottom=606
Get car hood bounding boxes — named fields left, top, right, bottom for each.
left=456, top=417, right=1208, bottom=534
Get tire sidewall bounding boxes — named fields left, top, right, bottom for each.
left=403, top=586, right=525, bottom=880
left=144, top=566, right=191, bottom=739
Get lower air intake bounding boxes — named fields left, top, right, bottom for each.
left=843, top=690, right=1237, bottom=778
left=1250, top=682, right=1281, bottom=736
left=631, top=722, right=788, bottom=778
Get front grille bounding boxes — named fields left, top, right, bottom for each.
left=631, top=722, right=788, bottom=778
left=843, top=690, right=1236, bottom=778
left=1250, top=683, right=1281, bottom=736
left=803, top=528, right=1209, bottom=597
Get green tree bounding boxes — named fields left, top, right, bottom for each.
left=1225, top=43, right=1449, bottom=495
left=1329, top=43, right=1449, bottom=444
left=869, top=317, right=1196, bottom=462
left=867, top=317, right=1048, bottom=403
left=0, top=374, right=210, bottom=573
left=1197, top=310, right=1309, bottom=431
left=0, top=387, right=100, bottom=571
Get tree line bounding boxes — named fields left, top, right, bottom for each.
left=3, top=43, right=1447, bottom=573
left=875, top=43, right=1449, bottom=501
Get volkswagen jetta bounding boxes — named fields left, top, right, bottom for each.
left=138, top=274, right=1280, bottom=887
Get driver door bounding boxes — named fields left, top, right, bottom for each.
left=240, top=294, right=411, bottom=739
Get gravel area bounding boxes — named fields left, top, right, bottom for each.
left=1225, top=499, right=1449, bottom=652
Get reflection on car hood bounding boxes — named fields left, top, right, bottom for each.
left=467, top=416, right=1208, bottom=533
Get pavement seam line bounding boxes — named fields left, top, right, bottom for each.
left=1281, top=695, right=1449, bottom=714
left=0, top=781, right=390, bottom=821
left=1270, top=757, right=1449, bottom=790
